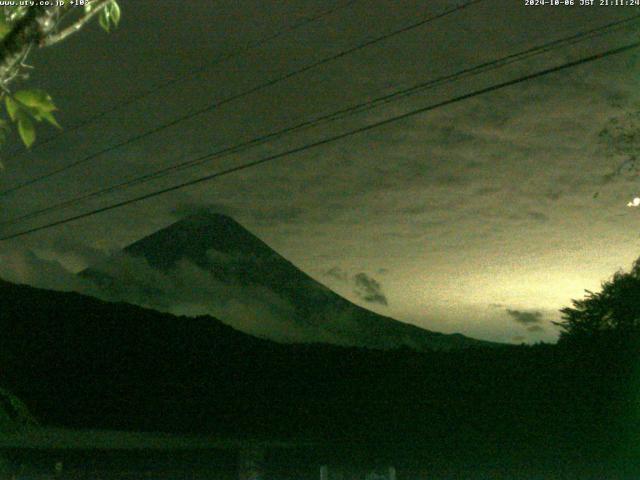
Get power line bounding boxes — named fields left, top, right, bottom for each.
left=0, top=0, right=485, bottom=197
left=1, top=40, right=637, bottom=241
left=2, top=15, right=637, bottom=228
left=1, top=0, right=360, bottom=158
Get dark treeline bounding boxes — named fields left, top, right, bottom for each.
left=0, top=278, right=639, bottom=473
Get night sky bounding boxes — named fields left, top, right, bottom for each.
left=0, top=0, right=639, bottom=344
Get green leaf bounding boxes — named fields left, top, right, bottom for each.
left=97, top=2, right=120, bottom=33
left=14, top=89, right=56, bottom=112
left=99, top=8, right=110, bottom=32
left=84, top=2, right=93, bottom=13
left=110, top=1, right=120, bottom=26
left=0, top=18, right=11, bottom=39
left=16, top=113, right=35, bottom=148
left=4, top=96, right=18, bottom=121
left=41, top=110, right=61, bottom=129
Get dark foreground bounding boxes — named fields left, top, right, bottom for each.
left=2, top=445, right=640, bottom=479
left=0, top=280, right=639, bottom=478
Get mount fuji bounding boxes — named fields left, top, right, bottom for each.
left=82, top=214, right=491, bottom=351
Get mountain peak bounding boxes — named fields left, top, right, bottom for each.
left=164, top=212, right=247, bottom=235
left=123, top=214, right=276, bottom=270
left=178, top=212, right=237, bottom=226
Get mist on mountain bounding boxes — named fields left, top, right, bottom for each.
left=80, top=213, right=492, bottom=350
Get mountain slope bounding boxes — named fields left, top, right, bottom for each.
left=82, top=213, right=493, bottom=351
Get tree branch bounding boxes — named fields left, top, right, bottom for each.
left=41, top=0, right=112, bottom=47
left=0, top=5, right=57, bottom=87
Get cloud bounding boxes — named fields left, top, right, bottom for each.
left=597, top=111, right=640, bottom=185
left=527, top=325, right=545, bottom=333
left=171, top=203, right=238, bottom=220
left=82, top=252, right=323, bottom=343
left=250, top=206, right=306, bottom=225
left=43, top=236, right=114, bottom=269
left=527, top=211, right=548, bottom=223
left=475, top=187, right=501, bottom=196
left=0, top=247, right=97, bottom=294
left=0, top=242, right=347, bottom=345
left=324, top=267, right=389, bottom=306
left=324, top=266, right=349, bottom=282
left=323, top=268, right=390, bottom=306
left=506, top=309, right=543, bottom=325
left=598, top=110, right=640, bottom=159
left=353, top=272, right=388, bottom=306
left=545, top=190, right=562, bottom=202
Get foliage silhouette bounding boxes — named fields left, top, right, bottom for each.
left=556, top=257, right=640, bottom=345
